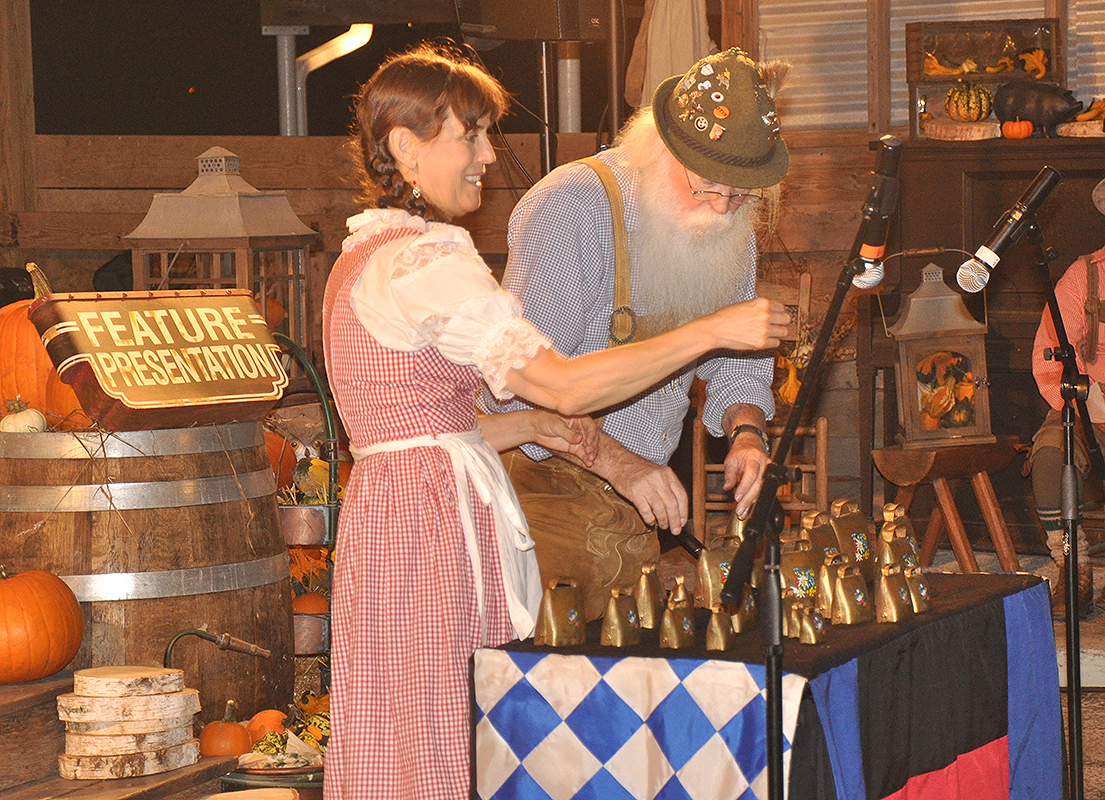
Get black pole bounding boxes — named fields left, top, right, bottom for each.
left=1030, top=216, right=1086, bottom=800
left=720, top=135, right=902, bottom=800
left=607, top=0, right=622, bottom=137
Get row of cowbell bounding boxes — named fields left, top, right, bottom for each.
left=697, top=499, right=933, bottom=645
left=532, top=565, right=733, bottom=650
left=780, top=500, right=933, bottom=638
left=530, top=499, right=933, bottom=653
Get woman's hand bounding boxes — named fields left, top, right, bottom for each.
left=530, top=412, right=599, bottom=467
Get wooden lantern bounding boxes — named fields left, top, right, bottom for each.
left=888, top=263, right=995, bottom=448
left=124, top=147, right=316, bottom=365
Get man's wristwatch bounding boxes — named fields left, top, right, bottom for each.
left=729, top=424, right=771, bottom=453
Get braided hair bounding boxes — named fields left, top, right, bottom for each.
left=350, top=42, right=510, bottom=221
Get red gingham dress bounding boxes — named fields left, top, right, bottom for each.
left=321, top=210, right=543, bottom=800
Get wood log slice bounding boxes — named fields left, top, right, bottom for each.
left=923, top=118, right=1001, bottom=141
left=65, top=722, right=194, bottom=755
left=1057, top=119, right=1105, bottom=137
left=64, top=712, right=196, bottom=734
left=72, top=665, right=185, bottom=697
left=58, top=738, right=200, bottom=780
left=200, top=790, right=300, bottom=799
left=57, top=688, right=200, bottom=722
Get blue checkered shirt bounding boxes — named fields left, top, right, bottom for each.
left=478, top=148, right=774, bottom=464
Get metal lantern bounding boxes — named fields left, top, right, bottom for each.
left=888, top=264, right=994, bottom=448
left=124, top=147, right=316, bottom=362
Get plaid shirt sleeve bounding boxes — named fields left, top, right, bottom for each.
left=478, top=153, right=774, bottom=463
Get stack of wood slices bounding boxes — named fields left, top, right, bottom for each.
left=56, top=666, right=200, bottom=780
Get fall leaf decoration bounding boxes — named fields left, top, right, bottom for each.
left=1019, top=48, right=1048, bottom=79
left=289, top=547, right=330, bottom=589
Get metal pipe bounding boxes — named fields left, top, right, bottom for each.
left=262, top=25, right=308, bottom=137
left=558, top=41, right=581, bottom=134
left=539, top=41, right=555, bottom=176
left=608, top=0, right=623, bottom=136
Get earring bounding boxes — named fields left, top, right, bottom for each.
left=412, top=182, right=422, bottom=200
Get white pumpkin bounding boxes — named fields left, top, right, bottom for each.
left=1, top=396, right=47, bottom=432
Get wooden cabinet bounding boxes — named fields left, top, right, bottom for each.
left=858, top=137, right=1105, bottom=515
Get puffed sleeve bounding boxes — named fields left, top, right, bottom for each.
left=351, top=226, right=551, bottom=400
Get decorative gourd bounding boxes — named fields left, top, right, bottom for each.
left=246, top=707, right=292, bottom=745
left=944, top=81, right=993, bottom=122
left=0, top=397, right=47, bottom=432
left=199, top=699, right=252, bottom=756
left=0, top=264, right=91, bottom=430
left=1001, top=118, right=1034, bottom=139
left=0, top=566, right=84, bottom=684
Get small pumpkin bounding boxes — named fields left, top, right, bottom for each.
left=292, top=591, right=329, bottom=614
left=199, top=699, right=252, bottom=756
left=0, top=396, right=47, bottom=432
left=944, top=80, right=993, bottom=122
left=264, top=296, right=286, bottom=330
left=0, top=566, right=83, bottom=684
left=1001, top=118, right=1034, bottom=139
left=246, top=706, right=293, bottom=745
left=0, top=264, right=91, bottom=430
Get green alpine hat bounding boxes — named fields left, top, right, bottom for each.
left=652, top=48, right=789, bottom=189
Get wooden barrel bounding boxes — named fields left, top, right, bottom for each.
left=0, top=422, right=293, bottom=724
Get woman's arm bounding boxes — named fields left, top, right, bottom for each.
left=477, top=410, right=599, bottom=465
left=502, top=297, right=789, bottom=416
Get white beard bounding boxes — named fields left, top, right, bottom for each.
left=632, top=165, right=761, bottom=339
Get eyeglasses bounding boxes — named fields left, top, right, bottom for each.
left=683, top=168, right=764, bottom=204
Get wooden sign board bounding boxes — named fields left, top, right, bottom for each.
left=30, top=290, right=287, bottom=430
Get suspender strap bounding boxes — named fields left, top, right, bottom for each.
left=1083, top=254, right=1100, bottom=364
left=579, top=156, right=636, bottom=347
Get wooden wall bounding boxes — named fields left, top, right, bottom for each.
left=1, top=128, right=885, bottom=367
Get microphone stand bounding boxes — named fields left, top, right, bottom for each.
left=1031, top=219, right=1086, bottom=800
left=718, top=235, right=875, bottom=800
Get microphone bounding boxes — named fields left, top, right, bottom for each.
left=850, top=134, right=902, bottom=289
left=957, top=166, right=1061, bottom=292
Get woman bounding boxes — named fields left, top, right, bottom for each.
left=322, top=42, right=788, bottom=800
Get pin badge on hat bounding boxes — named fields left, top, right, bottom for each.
left=652, top=47, right=789, bottom=188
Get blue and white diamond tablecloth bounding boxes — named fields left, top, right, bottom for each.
left=473, top=650, right=807, bottom=800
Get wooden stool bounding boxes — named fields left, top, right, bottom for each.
left=871, top=436, right=1020, bottom=574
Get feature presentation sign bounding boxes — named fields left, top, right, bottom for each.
left=30, top=289, right=288, bottom=430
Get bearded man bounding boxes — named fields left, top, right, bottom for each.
left=479, top=48, right=789, bottom=620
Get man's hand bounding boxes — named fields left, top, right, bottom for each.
left=723, top=436, right=772, bottom=519
left=720, top=404, right=772, bottom=519
left=559, top=431, right=689, bottom=534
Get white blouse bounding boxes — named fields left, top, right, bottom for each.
left=340, top=209, right=547, bottom=639
left=345, top=209, right=550, bottom=400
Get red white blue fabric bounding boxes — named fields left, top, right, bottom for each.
left=474, top=650, right=807, bottom=800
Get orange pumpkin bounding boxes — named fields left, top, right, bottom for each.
left=264, top=296, right=286, bottom=330
left=0, top=567, right=84, bottom=684
left=0, top=264, right=92, bottom=430
left=1001, top=118, right=1034, bottom=139
left=199, top=699, right=252, bottom=756
left=247, top=707, right=291, bottom=745
left=292, top=591, right=329, bottom=614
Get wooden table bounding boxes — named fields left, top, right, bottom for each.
left=872, top=436, right=1020, bottom=573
